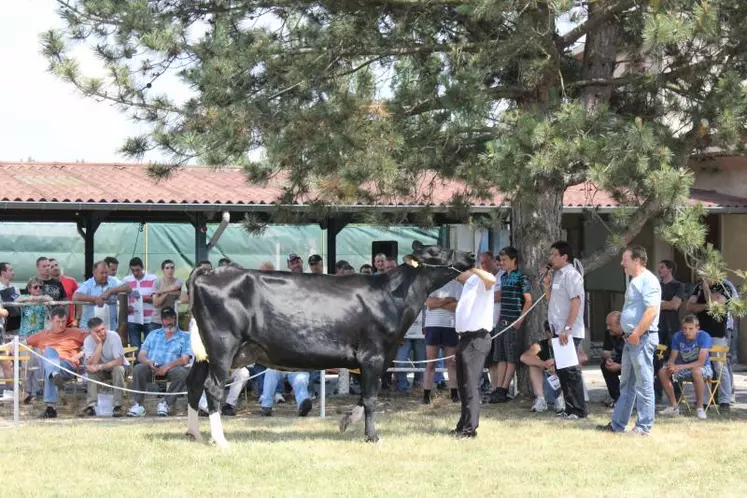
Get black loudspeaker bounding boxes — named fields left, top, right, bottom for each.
left=372, top=241, right=398, bottom=263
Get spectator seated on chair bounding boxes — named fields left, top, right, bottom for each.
left=25, top=307, right=87, bottom=419
left=81, top=317, right=128, bottom=418
left=658, top=314, right=712, bottom=420
left=127, top=306, right=192, bottom=417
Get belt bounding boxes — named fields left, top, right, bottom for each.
left=458, top=329, right=489, bottom=338
left=625, top=330, right=654, bottom=337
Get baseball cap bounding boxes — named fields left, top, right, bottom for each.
left=161, top=306, right=177, bottom=319
left=308, top=254, right=323, bottom=264
left=287, top=253, right=302, bottom=263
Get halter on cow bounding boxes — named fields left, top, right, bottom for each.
left=185, top=241, right=475, bottom=447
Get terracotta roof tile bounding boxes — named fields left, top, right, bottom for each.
left=0, top=161, right=745, bottom=210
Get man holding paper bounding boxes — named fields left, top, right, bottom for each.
left=598, top=245, right=661, bottom=435
left=542, top=241, right=587, bottom=419
left=450, top=267, right=496, bottom=439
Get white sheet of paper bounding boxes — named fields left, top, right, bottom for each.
left=551, top=337, right=579, bottom=369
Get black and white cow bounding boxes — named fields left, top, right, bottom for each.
left=185, top=242, right=474, bottom=446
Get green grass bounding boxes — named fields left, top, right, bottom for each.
left=2, top=394, right=746, bottom=498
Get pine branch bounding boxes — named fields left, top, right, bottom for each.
left=557, top=0, right=636, bottom=49
left=581, top=196, right=664, bottom=273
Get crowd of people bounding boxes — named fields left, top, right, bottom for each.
left=0, top=243, right=740, bottom=434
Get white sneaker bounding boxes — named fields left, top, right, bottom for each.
left=127, top=403, right=145, bottom=417
left=658, top=406, right=680, bottom=416
left=157, top=400, right=170, bottom=416
left=554, top=398, right=565, bottom=413
left=530, top=398, right=548, bottom=413
left=696, top=407, right=707, bottom=420
left=273, top=393, right=286, bottom=404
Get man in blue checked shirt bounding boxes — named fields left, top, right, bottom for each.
left=127, top=306, right=192, bottom=417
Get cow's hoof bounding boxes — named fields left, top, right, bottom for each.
left=364, top=435, right=380, bottom=444
left=185, top=431, right=203, bottom=442
left=339, top=414, right=352, bottom=433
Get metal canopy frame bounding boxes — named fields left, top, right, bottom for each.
left=0, top=203, right=481, bottom=277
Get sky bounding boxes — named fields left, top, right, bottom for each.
left=0, top=2, right=580, bottom=165
left=0, top=1, right=168, bottom=164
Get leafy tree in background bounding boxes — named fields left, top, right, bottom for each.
left=43, top=0, right=747, bottom=340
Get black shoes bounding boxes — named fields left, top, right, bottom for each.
left=298, top=398, right=313, bottom=417
left=221, top=404, right=237, bottom=416
left=41, top=406, right=57, bottom=419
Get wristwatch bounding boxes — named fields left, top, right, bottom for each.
left=563, top=326, right=572, bottom=332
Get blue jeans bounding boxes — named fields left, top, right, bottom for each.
left=395, top=339, right=426, bottom=391
left=127, top=322, right=159, bottom=351
left=261, top=370, right=309, bottom=409
left=250, top=364, right=283, bottom=397
left=612, top=332, right=658, bottom=433
left=309, top=370, right=321, bottom=390
left=42, top=348, right=76, bottom=404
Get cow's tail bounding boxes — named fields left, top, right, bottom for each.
left=187, top=266, right=212, bottom=363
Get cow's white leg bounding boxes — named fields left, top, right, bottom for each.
left=209, top=411, right=229, bottom=449
left=186, top=405, right=203, bottom=442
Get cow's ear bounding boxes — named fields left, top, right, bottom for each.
left=404, top=255, right=420, bottom=268
left=412, top=241, right=424, bottom=251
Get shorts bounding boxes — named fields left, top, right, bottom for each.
left=673, top=364, right=713, bottom=382
left=424, top=327, right=458, bottom=348
left=489, top=321, right=523, bottom=364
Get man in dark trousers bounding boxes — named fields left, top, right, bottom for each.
left=451, top=266, right=496, bottom=438
left=542, top=241, right=587, bottom=419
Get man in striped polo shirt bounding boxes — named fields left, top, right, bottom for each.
left=490, top=246, right=532, bottom=403
left=123, top=257, right=159, bottom=350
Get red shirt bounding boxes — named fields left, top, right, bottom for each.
left=60, top=276, right=79, bottom=326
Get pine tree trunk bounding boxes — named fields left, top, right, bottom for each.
left=511, top=187, right=564, bottom=398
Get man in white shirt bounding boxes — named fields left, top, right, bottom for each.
left=451, top=267, right=496, bottom=438
left=542, top=241, right=587, bottom=419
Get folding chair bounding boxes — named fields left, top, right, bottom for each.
left=0, top=342, right=31, bottom=397
left=675, top=345, right=729, bottom=414
left=705, top=345, right=729, bottom=414
left=656, top=344, right=668, bottom=361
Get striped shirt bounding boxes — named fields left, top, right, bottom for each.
left=498, top=270, right=531, bottom=323
left=123, top=273, right=157, bottom=325
left=424, top=281, right=462, bottom=328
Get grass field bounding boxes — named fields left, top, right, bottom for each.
left=2, top=390, right=746, bottom=498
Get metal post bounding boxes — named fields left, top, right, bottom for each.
left=13, top=336, right=19, bottom=425
left=319, top=370, right=326, bottom=418
left=338, top=368, right=350, bottom=396
left=325, top=218, right=338, bottom=275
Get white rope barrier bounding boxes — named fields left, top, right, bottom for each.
left=2, top=300, right=107, bottom=307
left=17, top=344, right=266, bottom=396
left=4, top=291, right=547, bottom=422
left=391, top=292, right=547, bottom=365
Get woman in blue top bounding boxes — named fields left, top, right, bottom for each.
left=17, top=277, right=52, bottom=338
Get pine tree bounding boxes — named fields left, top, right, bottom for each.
left=44, top=0, right=747, bottom=337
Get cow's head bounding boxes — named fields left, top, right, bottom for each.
left=408, top=241, right=475, bottom=272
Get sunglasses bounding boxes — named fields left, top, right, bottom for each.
left=30, top=285, right=41, bottom=290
